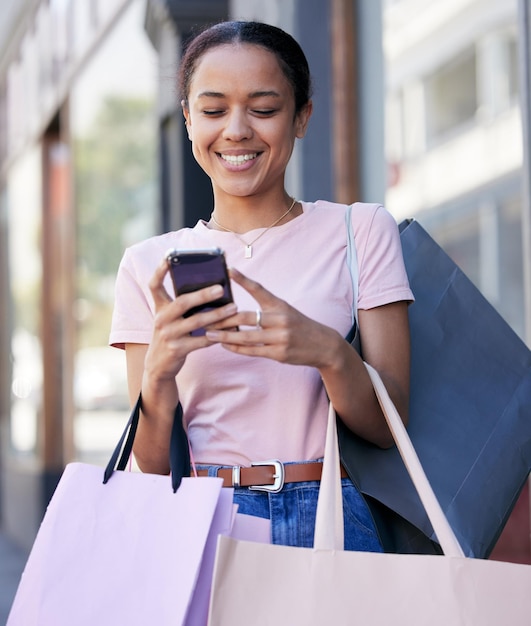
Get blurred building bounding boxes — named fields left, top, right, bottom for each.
left=0, top=0, right=161, bottom=548
left=383, top=0, right=529, bottom=565
left=0, top=0, right=528, bottom=565
left=0, top=0, right=381, bottom=550
left=385, top=0, right=524, bottom=338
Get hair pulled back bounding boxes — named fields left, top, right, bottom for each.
left=179, top=21, right=313, bottom=114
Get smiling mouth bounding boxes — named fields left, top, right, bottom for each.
left=219, top=153, right=259, bottom=165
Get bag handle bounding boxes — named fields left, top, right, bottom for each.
left=313, top=205, right=358, bottom=550
left=363, top=363, right=464, bottom=557
left=103, top=395, right=190, bottom=492
left=314, top=363, right=465, bottom=557
left=314, top=402, right=344, bottom=550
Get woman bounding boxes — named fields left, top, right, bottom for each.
left=110, top=21, right=413, bottom=551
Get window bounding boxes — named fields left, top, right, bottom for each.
left=7, top=147, right=43, bottom=454
left=69, top=0, right=157, bottom=463
left=425, top=48, right=477, bottom=144
left=498, top=195, right=525, bottom=338
left=507, top=35, right=519, bottom=102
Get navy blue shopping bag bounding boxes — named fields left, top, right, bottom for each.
left=339, top=218, right=531, bottom=558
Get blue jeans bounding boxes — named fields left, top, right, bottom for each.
left=196, top=463, right=383, bottom=552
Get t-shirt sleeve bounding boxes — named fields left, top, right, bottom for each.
left=108, top=247, right=155, bottom=349
left=355, top=204, right=414, bottom=310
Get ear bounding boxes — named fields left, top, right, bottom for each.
left=295, top=100, right=313, bottom=138
left=182, top=100, right=192, bottom=140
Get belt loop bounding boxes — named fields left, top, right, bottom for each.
left=231, top=465, right=241, bottom=488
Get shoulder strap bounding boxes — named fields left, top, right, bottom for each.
left=345, top=204, right=359, bottom=327
left=345, top=204, right=360, bottom=351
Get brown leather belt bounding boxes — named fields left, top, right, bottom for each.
left=195, top=460, right=348, bottom=493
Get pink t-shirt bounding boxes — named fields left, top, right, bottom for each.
left=109, top=201, right=413, bottom=464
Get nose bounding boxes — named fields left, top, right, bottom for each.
left=222, top=108, right=252, bottom=141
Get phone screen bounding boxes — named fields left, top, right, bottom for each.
left=166, top=248, right=234, bottom=334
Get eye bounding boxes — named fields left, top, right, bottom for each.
left=252, top=109, right=277, bottom=117
left=202, top=109, right=225, bottom=117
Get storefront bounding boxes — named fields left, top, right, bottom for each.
left=1, top=0, right=528, bottom=563
left=0, top=0, right=159, bottom=547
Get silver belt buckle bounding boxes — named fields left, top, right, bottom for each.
left=249, top=460, right=285, bottom=493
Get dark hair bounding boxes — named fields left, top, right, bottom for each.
left=179, top=21, right=313, bottom=114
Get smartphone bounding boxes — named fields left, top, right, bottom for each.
left=165, top=248, right=235, bottom=335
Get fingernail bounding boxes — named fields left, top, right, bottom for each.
left=211, top=284, right=224, bottom=296
left=205, top=331, right=220, bottom=340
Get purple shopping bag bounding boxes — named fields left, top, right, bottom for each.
left=8, top=392, right=271, bottom=626
left=8, top=465, right=226, bottom=626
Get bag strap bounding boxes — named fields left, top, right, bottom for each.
left=345, top=204, right=359, bottom=327
left=103, top=395, right=190, bottom=492
left=314, top=402, right=344, bottom=550
left=103, top=393, right=142, bottom=483
left=314, top=361, right=466, bottom=556
left=344, top=203, right=361, bottom=350
left=363, top=363, right=464, bottom=557
left=313, top=204, right=360, bottom=550
left=317, top=206, right=464, bottom=555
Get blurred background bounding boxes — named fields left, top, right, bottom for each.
left=0, top=0, right=529, bottom=565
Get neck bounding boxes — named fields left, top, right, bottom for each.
left=210, top=194, right=298, bottom=234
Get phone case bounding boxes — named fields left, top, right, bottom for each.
left=166, top=248, right=234, bottom=334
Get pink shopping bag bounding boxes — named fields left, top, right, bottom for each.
left=8, top=466, right=227, bottom=626
left=8, top=389, right=271, bottom=626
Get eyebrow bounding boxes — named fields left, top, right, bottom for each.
left=197, top=90, right=282, bottom=99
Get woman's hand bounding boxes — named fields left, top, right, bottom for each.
left=204, top=267, right=344, bottom=370
left=205, top=267, right=411, bottom=449
left=125, top=258, right=238, bottom=474
left=144, top=258, right=239, bottom=382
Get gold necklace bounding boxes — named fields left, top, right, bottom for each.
left=210, top=197, right=297, bottom=258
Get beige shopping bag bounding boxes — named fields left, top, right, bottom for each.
left=208, top=363, right=531, bottom=626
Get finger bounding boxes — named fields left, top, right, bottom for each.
left=205, top=322, right=282, bottom=346
left=152, top=300, right=238, bottom=357
left=228, top=267, right=280, bottom=309
left=176, top=284, right=225, bottom=315
left=208, top=308, right=276, bottom=332
left=183, top=300, right=238, bottom=334
left=149, top=259, right=173, bottom=308
left=207, top=329, right=285, bottom=360
left=205, top=327, right=265, bottom=346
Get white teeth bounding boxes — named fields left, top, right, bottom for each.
left=220, top=153, right=257, bottom=164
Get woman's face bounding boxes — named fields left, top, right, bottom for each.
left=183, top=43, right=312, bottom=201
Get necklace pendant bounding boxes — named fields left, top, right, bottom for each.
left=244, top=245, right=253, bottom=258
